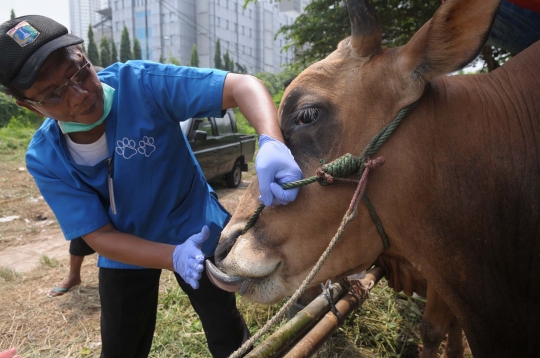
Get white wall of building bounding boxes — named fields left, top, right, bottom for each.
left=70, top=0, right=102, bottom=45
left=106, top=0, right=308, bottom=73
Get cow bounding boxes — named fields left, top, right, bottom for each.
left=207, top=0, right=540, bottom=356
left=375, top=253, right=463, bottom=357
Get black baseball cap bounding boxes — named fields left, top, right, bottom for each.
left=0, top=15, right=83, bottom=90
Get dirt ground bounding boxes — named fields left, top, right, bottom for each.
left=0, top=156, right=255, bottom=356
left=0, top=158, right=251, bottom=273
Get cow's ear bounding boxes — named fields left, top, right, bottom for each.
left=399, top=0, right=501, bottom=82
left=347, top=0, right=382, bottom=58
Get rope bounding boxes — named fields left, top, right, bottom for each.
left=229, top=157, right=382, bottom=358
left=241, top=101, right=418, bottom=235
left=241, top=154, right=366, bottom=235
left=230, top=100, right=419, bottom=357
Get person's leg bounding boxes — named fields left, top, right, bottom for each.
left=48, top=237, right=95, bottom=297
left=99, top=267, right=161, bottom=358
left=175, top=256, right=250, bottom=358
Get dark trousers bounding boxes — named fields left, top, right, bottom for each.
left=98, top=257, right=249, bottom=358
left=69, top=237, right=95, bottom=256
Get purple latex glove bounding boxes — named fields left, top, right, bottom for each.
left=172, top=225, right=209, bottom=289
left=255, top=135, right=303, bottom=206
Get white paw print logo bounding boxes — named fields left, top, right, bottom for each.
left=116, top=137, right=138, bottom=159
left=138, top=136, right=156, bottom=157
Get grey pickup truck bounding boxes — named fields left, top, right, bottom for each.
left=180, top=109, right=256, bottom=188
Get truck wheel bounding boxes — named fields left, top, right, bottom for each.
left=225, top=161, right=242, bottom=188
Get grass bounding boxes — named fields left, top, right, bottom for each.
left=40, top=255, right=62, bottom=268
left=0, top=266, right=21, bottom=282
left=0, top=115, right=469, bottom=357
left=150, top=273, right=427, bottom=358
left=0, top=253, right=439, bottom=357
left=0, top=116, right=42, bottom=159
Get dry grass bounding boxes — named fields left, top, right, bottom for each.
left=0, top=256, right=101, bottom=357
left=0, top=127, right=469, bottom=357
left=0, top=252, right=439, bottom=357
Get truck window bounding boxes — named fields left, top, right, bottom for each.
left=215, top=113, right=234, bottom=135
left=194, top=118, right=215, bottom=137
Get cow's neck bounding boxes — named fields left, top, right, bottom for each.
left=378, top=42, right=540, bottom=354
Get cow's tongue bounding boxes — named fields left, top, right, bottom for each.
left=205, top=260, right=245, bottom=292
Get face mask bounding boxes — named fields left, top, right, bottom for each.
left=57, top=83, right=115, bottom=134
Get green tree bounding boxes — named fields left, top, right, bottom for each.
left=235, top=62, right=248, bottom=74
left=214, top=38, right=222, bottom=69
left=87, top=25, right=100, bottom=66
left=99, top=37, right=112, bottom=67
left=133, top=38, right=142, bottom=60
left=120, top=25, right=133, bottom=62
left=223, top=50, right=235, bottom=71
left=168, top=57, right=180, bottom=65
left=255, top=70, right=298, bottom=97
left=275, top=0, right=509, bottom=72
left=10, top=9, right=15, bottom=19
left=159, top=54, right=166, bottom=63
left=111, top=40, right=118, bottom=63
left=189, top=44, right=199, bottom=67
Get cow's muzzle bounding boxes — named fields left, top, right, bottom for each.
left=206, top=260, right=246, bottom=292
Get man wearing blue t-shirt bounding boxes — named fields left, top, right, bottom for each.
left=0, top=15, right=302, bottom=358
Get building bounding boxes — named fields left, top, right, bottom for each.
left=70, top=0, right=103, bottom=45
left=107, top=0, right=308, bottom=74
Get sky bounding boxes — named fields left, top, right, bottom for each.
left=1, top=0, right=71, bottom=31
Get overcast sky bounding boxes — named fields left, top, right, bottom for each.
left=1, top=0, right=71, bottom=31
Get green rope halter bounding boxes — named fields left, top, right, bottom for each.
left=241, top=100, right=419, bottom=252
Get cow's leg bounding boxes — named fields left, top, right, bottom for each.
left=441, top=316, right=464, bottom=358
left=419, top=285, right=456, bottom=358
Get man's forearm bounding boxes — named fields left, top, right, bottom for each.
left=83, top=224, right=175, bottom=270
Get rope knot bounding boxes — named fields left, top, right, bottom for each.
left=365, top=156, right=385, bottom=169
left=315, top=167, right=334, bottom=185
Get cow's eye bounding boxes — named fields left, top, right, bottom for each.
left=291, top=108, right=320, bottom=125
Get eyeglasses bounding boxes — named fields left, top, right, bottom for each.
left=25, top=56, right=92, bottom=107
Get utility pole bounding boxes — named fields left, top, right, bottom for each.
left=145, top=0, right=149, bottom=60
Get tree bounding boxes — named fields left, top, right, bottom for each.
left=276, top=0, right=510, bottom=72
left=159, top=54, right=166, bottom=63
left=120, top=25, right=133, bottom=62
left=111, top=41, right=118, bottom=63
left=255, top=70, right=299, bottom=98
left=223, top=50, right=234, bottom=72
left=10, top=9, right=15, bottom=19
left=189, top=44, right=199, bottom=67
left=133, top=38, right=142, bottom=60
left=100, top=37, right=112, bottom=68
left=168, top=57, right=180, bottom=65
left=214, top=38, right=222, bottom=69
left=235, top=62, right=248, bottom=74
left=87, top=25, right=100, bottom=66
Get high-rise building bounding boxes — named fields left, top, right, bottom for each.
left=70, top=0, right=102, bottom=45
left=108, top=0, right=308, bottom=74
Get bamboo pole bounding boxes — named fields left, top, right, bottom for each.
left=283, top=266, right=386, bottom=358
left=245, top=282, right=349, bottom=358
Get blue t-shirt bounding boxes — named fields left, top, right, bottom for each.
left=26, top=61, right=231, bottom=269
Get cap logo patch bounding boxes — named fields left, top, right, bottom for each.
left=7, top=20, right=40, bottom=47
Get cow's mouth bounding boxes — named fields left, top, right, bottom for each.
left=206, top=259, right=283, bottom=297
left=205, top=260, right=246, bottom=292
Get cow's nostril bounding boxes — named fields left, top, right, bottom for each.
left=215, top=230, right=240, bottom=266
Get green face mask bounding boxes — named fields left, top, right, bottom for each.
left=57, top=83, right=115, bottom=134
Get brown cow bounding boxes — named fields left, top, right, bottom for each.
left=208, top=0, right=540, bottom=356
left=375, top=253, right=463, bottom=357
